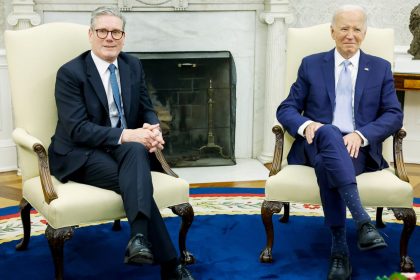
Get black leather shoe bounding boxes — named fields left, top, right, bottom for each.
left=124, top=234, right=154, bottom=265
left=357, top=222, right=388, bottom=251
left=161, top=264, right=195, bottom=280
left=327, top=254, right=352, bottom=280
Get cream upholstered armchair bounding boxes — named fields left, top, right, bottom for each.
left=5, top=23, right=195, bottom=279
left=259, top=23, right=417, bottom=272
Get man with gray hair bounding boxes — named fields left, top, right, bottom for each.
left=277, top=5, right=403, bottom=280
left=48, top=6, right=194, bottom=280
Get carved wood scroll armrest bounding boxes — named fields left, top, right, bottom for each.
left=269, top=124, right=285, bottom=177
left=155, top=149, right=178, bottom=178
left=12, top=128, right=58, bottom=204
left=393, top=128, right=409, bottom=182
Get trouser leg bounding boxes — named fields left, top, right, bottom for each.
left=68, top=143, right=177, bottom=263
left=304, top=125, right=367, bottom=226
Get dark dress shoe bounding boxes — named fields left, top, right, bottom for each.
left=357, top=222, right=388, bottom=251
left=124, top=234, right=154, bottom=265
left=327, top=254, right=352, bottom=280
left=161, top=264, right=195, bottom=280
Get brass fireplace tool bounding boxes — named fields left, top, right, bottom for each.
left=199, top=80, right=227, bottom=158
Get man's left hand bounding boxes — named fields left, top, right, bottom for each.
left=343, top=132, right=363, bottom=158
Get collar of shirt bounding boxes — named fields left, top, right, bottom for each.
left=334, top=48, right=360, bottom=89
left=334, top=48, right=360, bottom=70
left=90, top=51, right=119, bottom=75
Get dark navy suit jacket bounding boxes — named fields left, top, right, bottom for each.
left=277, top=49, right=403, bottom=171
left=48, top=51, right=159, bottom=181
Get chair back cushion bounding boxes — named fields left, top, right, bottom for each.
left=282, top=23, right=395, bottom=165
left=5, top=23, right=90, bottom=180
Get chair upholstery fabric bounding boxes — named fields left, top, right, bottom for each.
left=23, top=172, right=189, bottom=229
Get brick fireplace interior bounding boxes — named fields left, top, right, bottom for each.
left=131, top=51, right=237, bottom=167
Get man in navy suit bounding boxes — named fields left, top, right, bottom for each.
left=48, top=6, right=194, bottom=280
left=277, top=5, right=403, bottom=280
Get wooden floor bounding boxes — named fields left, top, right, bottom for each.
left=0, top=163, right=419, bottom=208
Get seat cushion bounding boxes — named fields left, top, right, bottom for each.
left=265, top=165, right=413, bottom=208
left=23, top=172, right=189, bottom=229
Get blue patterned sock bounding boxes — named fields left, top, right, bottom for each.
left=330, top=226, right=349, bottom=255
left=338, top=183, right=371, bottom=227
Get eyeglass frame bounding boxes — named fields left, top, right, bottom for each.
left=93, top=28, right=125, bottom=40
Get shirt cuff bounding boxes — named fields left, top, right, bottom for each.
left=298, top=120, right=314, bottom=137
left=354, top=130, right=369, bottom=147
left=118, top=130, right=124, bottom=144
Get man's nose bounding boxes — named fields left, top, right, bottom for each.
left=105, top=32, right=114, bottom=40
left=345, top=30, right=355, bottom=38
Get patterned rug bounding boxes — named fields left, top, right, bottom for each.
left=1, top=188, right=419, bottom=244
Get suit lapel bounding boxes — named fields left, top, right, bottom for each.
left=322, top=50, right=336, bottom=111
left=86, top=54, right=109, bottom=112
left=354, top=50, right=370, bottom=114
left=118, top=56, right=132, bottom=119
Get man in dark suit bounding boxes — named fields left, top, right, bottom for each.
left=277, top=5, right=403, bottom=280
left=48, top=6, right=194, bottom=280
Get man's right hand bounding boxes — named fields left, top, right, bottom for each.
left=304, top=122, right=324, bottom=144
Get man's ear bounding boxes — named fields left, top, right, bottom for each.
left=330, top=25, right=335, bottom=39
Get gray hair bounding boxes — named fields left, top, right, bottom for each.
left=332, top=5, right=367, bottom=30
left=90, top=6, right=126, bottom=31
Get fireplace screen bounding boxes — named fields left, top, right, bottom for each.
left=130, top=51, right=236, bottom=167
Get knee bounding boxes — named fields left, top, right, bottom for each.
left=314, top=124, right=343, bottom=146
left=315, top=124, right=342, bottom=141
left=121, top=142, right=149, bottom=157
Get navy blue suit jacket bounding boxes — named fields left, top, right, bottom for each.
left=277, top=49, right=403, bottom=171
left=48, top=51, right=159, bottom=181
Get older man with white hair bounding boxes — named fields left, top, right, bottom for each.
left=277, top=5, right=403, bottom=280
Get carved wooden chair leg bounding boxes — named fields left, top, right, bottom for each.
left=112, top=219, right=122, bottom=231
left=260, top=200, right=283, bottom=263
left=15, top=198, right=32, bottom=251
left=279, top=202, right=290, bottom=223
left=391, top=207, right=417, bottom=272
left=171, top=203, right=195, bottom=265
left=375, top=207, right=386, bottom=228
left=45, top=225, right=74, bottom=280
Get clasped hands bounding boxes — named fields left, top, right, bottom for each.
left=121, top=123, right=165, bottom=153
left=304, top=122, right=363, bottom=158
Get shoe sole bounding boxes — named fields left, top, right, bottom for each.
left=124, top=253, right=154, bottom=265
left=358, top=242, right=388, bottom=251
left=327, top=265, right=352, bottom=280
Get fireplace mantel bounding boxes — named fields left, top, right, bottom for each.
left=6, top=0, right=293, bottom=163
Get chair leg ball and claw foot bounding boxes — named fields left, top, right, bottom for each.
left=170, top=203, right=195, bottom=265
left=259, top=200, right=284, bottom=263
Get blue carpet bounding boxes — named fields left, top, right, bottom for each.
left=0, top=214, right=419, bottom=279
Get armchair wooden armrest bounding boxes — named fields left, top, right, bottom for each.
left=269, top=124, right=285, bottom=177
left=12, top=128, right=57, bottom=204
left=155, top=149, right=178, bottom=178
left=393, top=128, right=409, bottom=182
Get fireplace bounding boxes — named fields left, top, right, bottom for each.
left=131, top=51, right=236, bottom=167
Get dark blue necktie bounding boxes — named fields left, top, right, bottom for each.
left=333, top=60, right=353, bottom=133
left=108, top=64, right=127, bottom=128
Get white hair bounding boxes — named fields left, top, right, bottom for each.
left=332, top=5, right=367, bottom=29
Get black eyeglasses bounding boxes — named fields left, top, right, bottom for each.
left=94, top=29, right=125, bottom=40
